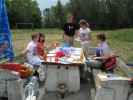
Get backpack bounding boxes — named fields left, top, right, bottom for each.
left=103, top=56, right=117, bottom=71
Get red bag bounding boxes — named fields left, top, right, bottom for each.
left=0, top=63, right=22, bottom=71
left=0, top=63, right=32, bottom=78
left=103, top=56, right=117, bottom=70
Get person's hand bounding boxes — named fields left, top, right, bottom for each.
left=92, top=57, right=101, bottom=60
left=92, top=57, right=97, bottom=60
left=91, top=55, right=96, bottom=58
left=39, top=56, right=44, bottom=60
left=87, top=55, right=96, bottom=59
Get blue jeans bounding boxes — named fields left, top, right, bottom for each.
left=86, top=59, right=102, bottom=69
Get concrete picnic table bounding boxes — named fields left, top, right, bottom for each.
left=44, top=47, right=85, bottom=93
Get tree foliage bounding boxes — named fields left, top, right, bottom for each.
left=44, top=0, right=133, bottom=29
left=6, top=0, right=42, bottom=28
left=43, top=0, right=66, bottom=28
left=5, top=0, right=133, bottom=29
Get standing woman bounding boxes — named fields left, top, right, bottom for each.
left=63, top=14, right=79, bottom=46
left=79, top=19, right=91, bottom=59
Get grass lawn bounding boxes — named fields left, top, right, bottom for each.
left=12, top=28, right=133, bottom=63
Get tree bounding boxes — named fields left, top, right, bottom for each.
left=65, top=0, right=130, bottom=29
left=6, top=0, right=42, bottom=28
left=42, top=0, right=133, bottom=29
left=56, top=0, right=65, bottom=27
left=43, top=8, right=51, bottom=28
left=107, top=0, right=129, bottom=28
left=127, top=0, right=133, bottom=27
left=43, top=0, right=66, bottom=28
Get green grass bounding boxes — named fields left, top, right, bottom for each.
left=11, top=28, right=133, bottom=63
left=12, top=29, right=62, bottom=54
left=105, top=28, right=133, bottom=62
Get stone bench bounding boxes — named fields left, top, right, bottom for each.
left=0, top=69, right=24, bottom=100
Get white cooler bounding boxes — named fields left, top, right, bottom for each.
left=45, top=65, right=80, bottom=92
left=95, top=73, right=130, bottom=100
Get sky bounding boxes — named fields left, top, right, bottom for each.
left=37, top=0, right=69, bottom=11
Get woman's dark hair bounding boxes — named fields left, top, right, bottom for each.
left=97, top=33, right=106, bottom=41
left=38, top=32, right=45, bottom=42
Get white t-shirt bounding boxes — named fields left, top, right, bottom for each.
left=26, top=41, right=43, bottom=65
left=26, top=41, right=36, bottom=59
left=79, top=28, right=91, bottom=44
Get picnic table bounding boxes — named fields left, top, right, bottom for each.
left=83, top=47, right=133, bottom=100
left=116, top=59, right=133, bottom=100
left=44, top=47, right=85, bottom=93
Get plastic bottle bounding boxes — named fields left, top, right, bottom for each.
left=25, top=76, right=39, bottom=100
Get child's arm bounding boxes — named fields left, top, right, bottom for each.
left=93, top=51, right=115, bottom=60
left=21, top=49, right=28, bottom=56
left=93, top=56, right=108, bottom=60
left=21, top=42, right=31, bottom=55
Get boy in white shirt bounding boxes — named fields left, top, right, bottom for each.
left=23, top=33, right=44, bottom=66
left=79, top=19, right=91, bottom=58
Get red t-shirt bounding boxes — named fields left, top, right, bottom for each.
left=36, top=42, right=45, bottom=57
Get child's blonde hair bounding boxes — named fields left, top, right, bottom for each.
left=79, top=19, right=89, bottom=27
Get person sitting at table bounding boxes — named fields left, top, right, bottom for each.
left=86, top=32, right=116, bottom=72
left=23, top=33, right=44, bottom=66
left=36, top=33, right=47, bottom=61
